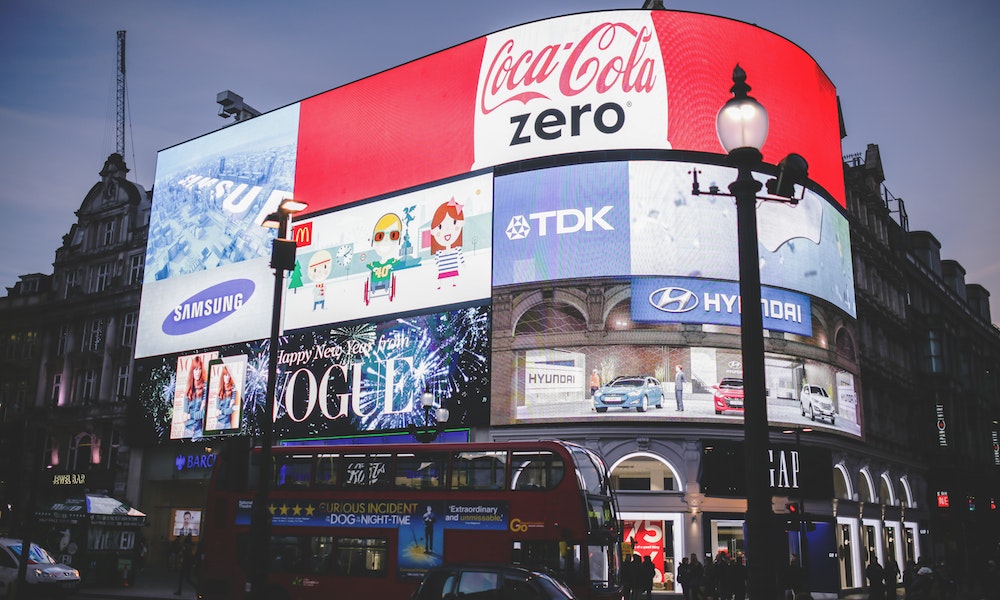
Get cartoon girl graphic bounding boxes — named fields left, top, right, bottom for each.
left=215, top=365, right=240, bottom=430
left=430, top=198, right=465, bottom=290
left=184, top=356, right=207, bottom=436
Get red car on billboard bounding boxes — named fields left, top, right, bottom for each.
left=712, top=378, right=744, bottom=415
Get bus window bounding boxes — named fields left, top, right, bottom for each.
left=340, top=453, right=392, bottom=489
left=511, top=450, right=564, bottom=490
left=310, top=536, right=336, bottom=573
left=395, top=452, right=446, bottom=489
left=315, top=453, right=339, bottom=488
left=336, top=537, right=388, bottom=577
left=570, top=446, right=609, bottom=495
left=450, top=451, right=507, bottom=490
left=274, top=454, right=312, bottom=488
left=269, top=536, right=309, bottom=572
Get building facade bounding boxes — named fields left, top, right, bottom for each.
left=0, top=153, right=151, bottom=582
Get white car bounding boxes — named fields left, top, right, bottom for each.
left=799, top=384, right=836, bottom=424
left=0, top=538, right=80, bottom=598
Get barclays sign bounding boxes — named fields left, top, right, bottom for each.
left=632, top=277, right=812, bottom=337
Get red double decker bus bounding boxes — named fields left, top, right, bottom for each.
left=197, top=440, right=623, bottom=600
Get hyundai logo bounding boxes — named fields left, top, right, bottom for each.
left=648, top=287, right=699, bottom=313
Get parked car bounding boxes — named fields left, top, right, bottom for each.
left=800, top=384, right=836, bottom=424
left=0, top=538, right=80, bottom=598
left=593, top=376, right=663, bottom=413
left=412, top=563, right=577, bottom=600
left=712, top=378, right=745, bottom=415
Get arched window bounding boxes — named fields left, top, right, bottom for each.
left=879, top=473, right=896, bottom=505
left=515, top=301, right=586, bottom=335
left=833, top=463, right=854, bottom=500
left=857, top=468, right=875, bottom=503
left=835, top=327, right=857, bottom=362
left=899, top=476, right=915, bottom=508
left=68, top=432, right=94, bottom=471
left=609, top=453, right=681, bottom=492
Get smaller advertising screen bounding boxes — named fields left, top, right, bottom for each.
left=134, top=305, right=491, bottom=444
left=275, top=304, right=491, bottom=439
left=492, top=161, right=856, bottom=318
left=204, top=355, right=247, bottom=433
left=493, top=342, right=861, bottom=438
left=700, top=442, right=835, bottom=499
left=170, top=351, right=218, bottom=440
left=172, top=509, right=202, bottom=539
left=285, top=173, right=493, bottom=332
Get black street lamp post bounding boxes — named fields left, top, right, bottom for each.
left=247, top=198, right=307, bottom=600
left=693, top=65, right=808, bottom=599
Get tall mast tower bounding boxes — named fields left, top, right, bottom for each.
left=115, top=30, right=126, bottom=157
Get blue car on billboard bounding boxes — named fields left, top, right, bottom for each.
left=593, top=376, right=664, bottom=413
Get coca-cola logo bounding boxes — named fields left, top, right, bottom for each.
left=480, top=22, right=658, bottom=115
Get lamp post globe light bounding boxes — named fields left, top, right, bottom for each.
left=409, top=390, right=450, bottom=443
left=248, top=198, right=307, bottom=600
left=718, top=64, right=775, bottom=600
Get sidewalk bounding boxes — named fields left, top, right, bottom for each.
left=76, top=565, right=195, bottom=600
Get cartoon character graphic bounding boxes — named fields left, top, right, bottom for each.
left=184, top=356, right=207, bottom=437
left=307, top=250, right=333, bottom=310
left=214, top=365, right=240, bottom=430
left=430, top=198, right=465, bottom=290
left=364, top=213, right=402, bottom=305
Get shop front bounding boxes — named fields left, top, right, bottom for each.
left=35, top=494, right=147, bottom=586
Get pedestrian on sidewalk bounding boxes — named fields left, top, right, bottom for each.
left=174, top=534, right=194, bottom=596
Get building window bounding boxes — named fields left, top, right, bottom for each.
left=924, top=330, right=944, bottom=373
left=83, top=319, right=104, bottom=353
left=65, top=270, right=78, bottom=298
left=57, top=325, right=70, bottom=356
left=103, top=219, right=116, bottom=246
left=116, top=365, right=130, bottom=401
left=22, top=330, right=38, bottom=359
left=81, top=370, right=97, bottom=403
left=68, top=433, right=94, bottom=471
left=4, top=333, right=16, bottom=360
left=104, top=429, right=122, bottom=469
left=52, top=373, right=63, bottom=407
left=95, top=263, right=111, bottom=293
left=128, top=254, right=144, bottom=286
left=121, top=312, right=137, bottom=348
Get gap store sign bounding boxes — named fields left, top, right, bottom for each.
left=631, top=277, right=812, bottom=336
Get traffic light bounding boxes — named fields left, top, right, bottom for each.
left=783, top=502, right=801, bottom=531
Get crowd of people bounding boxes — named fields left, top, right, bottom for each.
left=621, top=553, right=656, bottom=600
left=676, top=551, right=748, bottom=600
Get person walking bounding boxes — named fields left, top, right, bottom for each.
left=622, top=554, right=637, bottom=600
left=884, top=557, right=900, bottom=598
left=174, top=535, right=194, bottom=596
left=678, top=557, right=692, bottom=600
left=674, top=365, right=686, bottom=411
left=641, top=555, right=655, bottom=599
left=865, top=557, right=886, bottom=600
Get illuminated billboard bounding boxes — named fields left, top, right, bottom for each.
left=494, top=161, right=855, bottom=317
left=135, top=305, right=491, bottom=442
left=490, top=342, right=861, bottom=438
left=284, top=173, right=493, bottom=332
left=293, top=9, right=844, bottom=213
left=134, top=8, right=857, bottom=443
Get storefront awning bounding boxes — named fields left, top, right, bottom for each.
left=36, top=494, right=147, bottom=527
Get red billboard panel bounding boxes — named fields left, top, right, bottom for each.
left=294, top=10, right=843, bottom=213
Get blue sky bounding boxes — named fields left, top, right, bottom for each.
left=2, top=0, right=999, bottom=321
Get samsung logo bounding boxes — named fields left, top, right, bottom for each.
left=162, top=279, right=255, bottom=336
left=648, top=287, right=699, bottom=313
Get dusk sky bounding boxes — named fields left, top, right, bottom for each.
left=2, top=0, right=998, bottom=322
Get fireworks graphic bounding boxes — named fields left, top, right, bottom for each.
left=273, top=305, right=491, bottom=438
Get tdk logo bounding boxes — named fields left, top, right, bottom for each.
left=648, top=287, right=699, bottom=313
left=505, top=206, right=614, bottom=240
